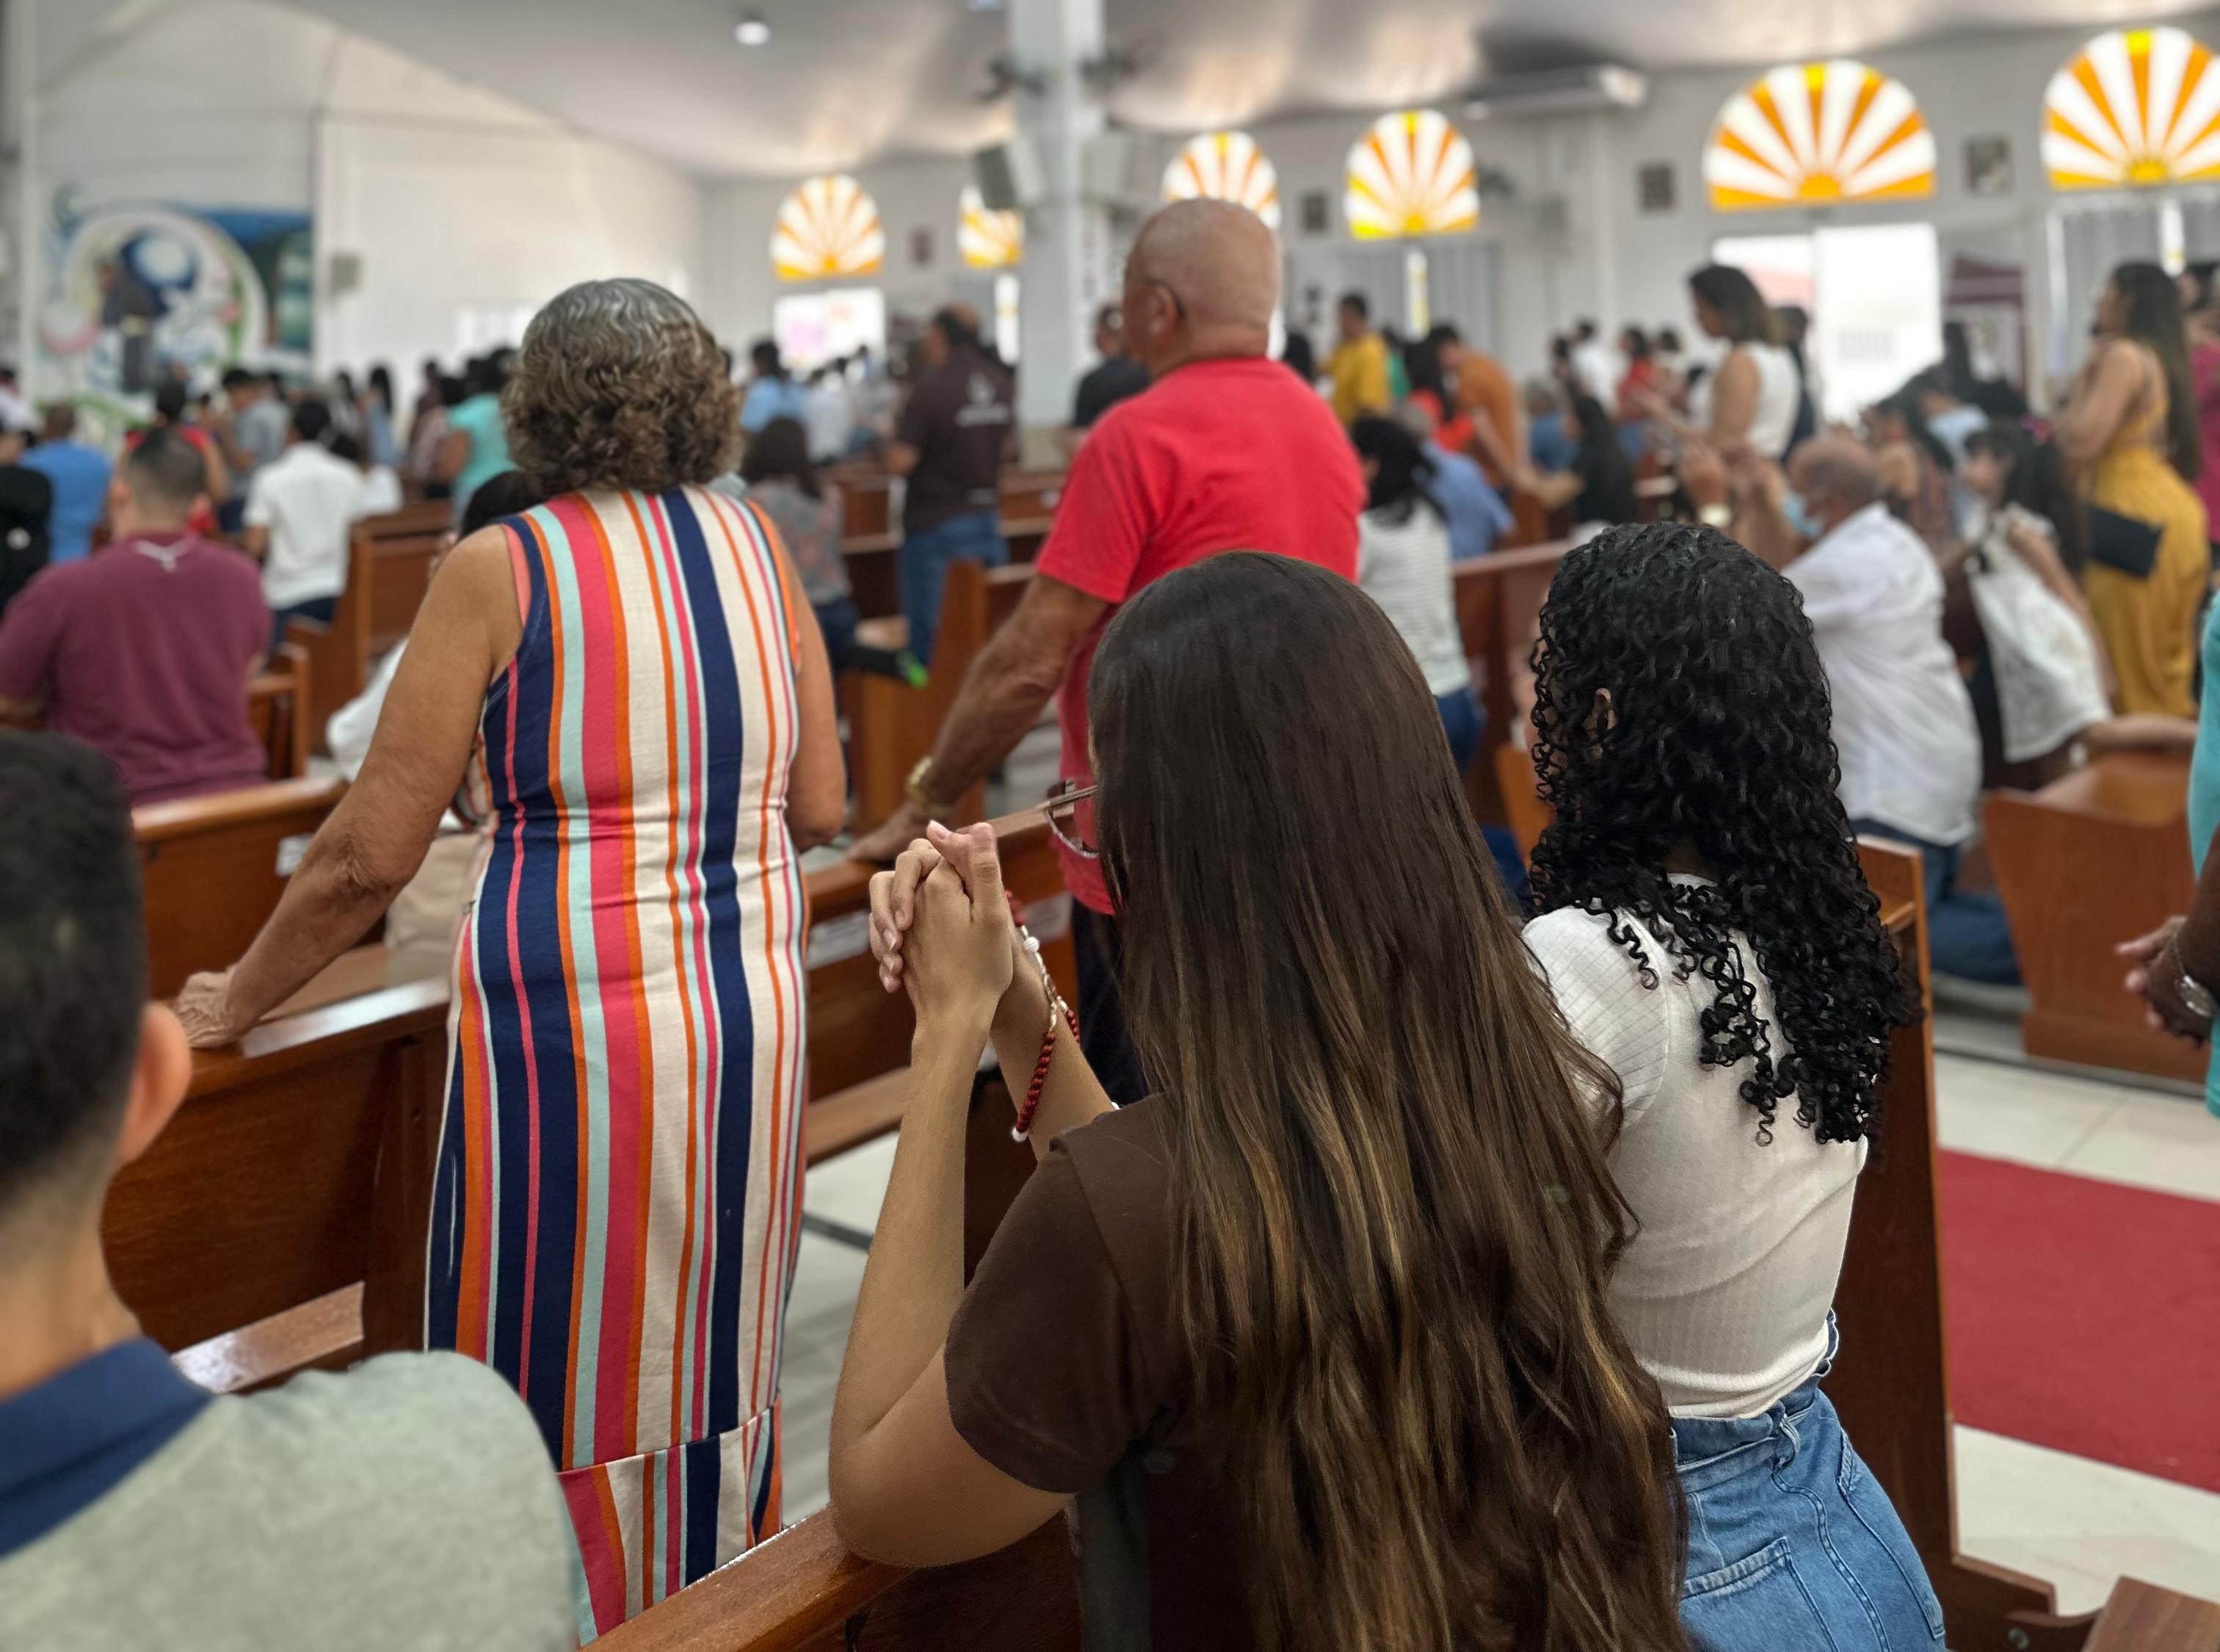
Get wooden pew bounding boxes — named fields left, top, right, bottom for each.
left=284, top=535, right=375, bottom=756
left=597, top=1508, right=1079, bottom=1652
left=366, top=528, right=445, bottom=656
left=246, top=641, right=311, bottom=780
left=1454, top=540, right=1572, bottom=825
left=137, top=776, right=348, bottom=998
left=1984, top=753, right=2201, bottom=1082
left=844, top=560, right=1034, bottom=831
left=1832, top=838, right=2116, bottom=1651
left=112, top=982, right=449, bottom=1391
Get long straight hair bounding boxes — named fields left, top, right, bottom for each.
left=1090, top=554, right=1686, bottom=1652
left=2111, top=260, right=2202, bottom=480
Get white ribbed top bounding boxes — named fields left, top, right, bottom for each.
left=1526, top=899, right=1868, bottom=1419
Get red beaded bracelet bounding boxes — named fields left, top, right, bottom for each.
left=1006, top=893, right=1078, bottom=1141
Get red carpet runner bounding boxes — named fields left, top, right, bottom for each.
left=1940, top=1150, right=2220, bottom=1493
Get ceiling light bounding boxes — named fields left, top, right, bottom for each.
left=735, top=12, right=770, bottom=46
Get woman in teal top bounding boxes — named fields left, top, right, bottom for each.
left=440, top=351, right=515, bottom=524
left=2123, top=605, right=2220, bottom=1116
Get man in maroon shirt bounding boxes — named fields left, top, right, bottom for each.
left=0, top=429, right=269, bottom=805
left=853, top=198, right=1365, bottom=1100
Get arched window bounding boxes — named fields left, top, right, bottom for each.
left=770, top=175, right=885, bottom=281
left=1342, top=110, right=1479, bottom=240
left=958, top=186, right=1023, bottom=269
left=1703, top=60, right=1934, bottom=211
left=2044, top=26, right=2220, bottom=189
left=1161, top=131, right=1283, bottom=229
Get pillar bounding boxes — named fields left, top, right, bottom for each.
left=1006, top=0, right=1117, bottom=441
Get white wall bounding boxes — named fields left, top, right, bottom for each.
left=21, top=0, right=708, bottom=387
left=702, top=11, right=2220, bottom=394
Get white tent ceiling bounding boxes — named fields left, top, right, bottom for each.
left=126, top=0, right=2220, bottom=176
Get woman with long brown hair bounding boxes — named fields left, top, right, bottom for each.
left=832, top=552, right=1686, bottom=1651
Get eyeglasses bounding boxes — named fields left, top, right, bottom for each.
left=1042, top=779, right=1098, bottom=860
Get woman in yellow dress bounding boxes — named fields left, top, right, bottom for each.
left=2056, top=261, right=2210, bottom=717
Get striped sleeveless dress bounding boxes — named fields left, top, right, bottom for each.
left=426, top=485, right=810, bottom=1640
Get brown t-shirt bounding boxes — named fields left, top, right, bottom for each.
left=897, top=347, right=1013, bottom=534
left=945, top=1099, right=1252, bottom=1652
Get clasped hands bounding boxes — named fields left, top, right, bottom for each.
left=2117, top=917, right=2213, bottom=1046
left=867, top=820, right=1029, bottom=1045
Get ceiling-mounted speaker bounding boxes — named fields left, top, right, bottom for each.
left=975, top=139, right=1048, bottom=212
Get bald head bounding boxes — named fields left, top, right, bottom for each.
left=1123, top=200, right=1278, bottom=372
left=1787, top=435, right=1882, bottom=537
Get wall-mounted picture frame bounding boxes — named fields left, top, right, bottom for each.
left=1299, top=189, right=1330, bottom=236
left=1639, top=162, right=1675, bottom=213
left=1965, top=136, right=2013, bottom=198
left=908, top=225, right=935, bottom=268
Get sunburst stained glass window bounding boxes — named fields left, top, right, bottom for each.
left=1161, top=131, right=1283, bottom=230
left=1343, top=110, right=1479, bottom=241
left=1703, top=60, right=1935, bottom=211
left=958, top=186, right=1023, bottom=269
left=770, top=175, right=885, bottom=281
left=2044, top=26, right=2220, bottom=190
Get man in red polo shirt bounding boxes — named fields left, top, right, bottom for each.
left=853, top=198, right=1364, bottom=1100
left=0, top=430, right=268, bottom=805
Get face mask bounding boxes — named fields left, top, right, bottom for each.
left=1781, top=489, right=1823, bottom=540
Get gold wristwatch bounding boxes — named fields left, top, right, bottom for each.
left=905, top=756, right=957, bottom=822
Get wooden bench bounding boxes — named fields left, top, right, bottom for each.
left=842, top=512, right=1056, bottom=623
left=1984, top=753, right=2200, bottom=1082
left=137, top=776, right=348, bottom=998
left=246, top=642, right=312, bottom=780
left=112, top=982, right=449, bottom=1393
left=366, top=529, right=446, bottom=656
left=283, top=535, right=376, bottom=756
left=844, top=560, right=1034, bottom=831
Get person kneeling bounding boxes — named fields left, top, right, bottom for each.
left=835, top=554, right=1687, bottom=1651
left=0, top=733, right=574, bottom=1652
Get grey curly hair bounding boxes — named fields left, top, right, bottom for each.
left=503, top=278, right=739, bottom=497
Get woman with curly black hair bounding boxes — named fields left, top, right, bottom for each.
left=1524, top=521, right=1942, bottom=1649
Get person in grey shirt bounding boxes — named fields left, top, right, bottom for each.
left=214, top=367, right=291, bottom=531
left=0, top=732, right=576, bottom=1652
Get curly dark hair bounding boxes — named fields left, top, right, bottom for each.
left=1526, top=523, right=1917, bottom=1145
left=503, top=278, right=738, bottom=497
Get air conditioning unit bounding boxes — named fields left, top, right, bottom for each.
left=1465, top=64, right=1647, bottom=120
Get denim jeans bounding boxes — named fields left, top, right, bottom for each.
left=1673, top=1325, right=1945, bottom=1652
left=1435, top=684, right=1484, bottom=775
left=899, top=510, right=1007, bottom=667
left=270, top=595, right=336, bottom=652
left=1848, top=819, right=2020, bottom=985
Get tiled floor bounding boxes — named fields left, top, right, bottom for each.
left=782, top=825, right=2220, bottom=1605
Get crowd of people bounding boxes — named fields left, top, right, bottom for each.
left=7, top=192, right=2220, bottom=1652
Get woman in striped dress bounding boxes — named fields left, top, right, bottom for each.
left=177, top=279, right=847, bottom=1637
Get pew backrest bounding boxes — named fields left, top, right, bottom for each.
left=137, top=775, right=348, bottom=997
left=1454, top=540, right=1570, bottom=822
left=112, top=982, right=449, bottom=1382
left=247, top=641, right=311, bottom=780
left=1986, top=752, right=2200, bottom=1081
left=284, top=535, right=377, bottom=755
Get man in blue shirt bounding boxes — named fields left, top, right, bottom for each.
left=20, top=405, right=109, bottom=565
left=0, top=733, right=576, bottom=1651
left=1407, top=404, right=1512, bottom=562
left=739, top=338, right=808, bottom=434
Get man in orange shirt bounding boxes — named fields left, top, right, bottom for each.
left=1443, top=326, right=1522, bottom=491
